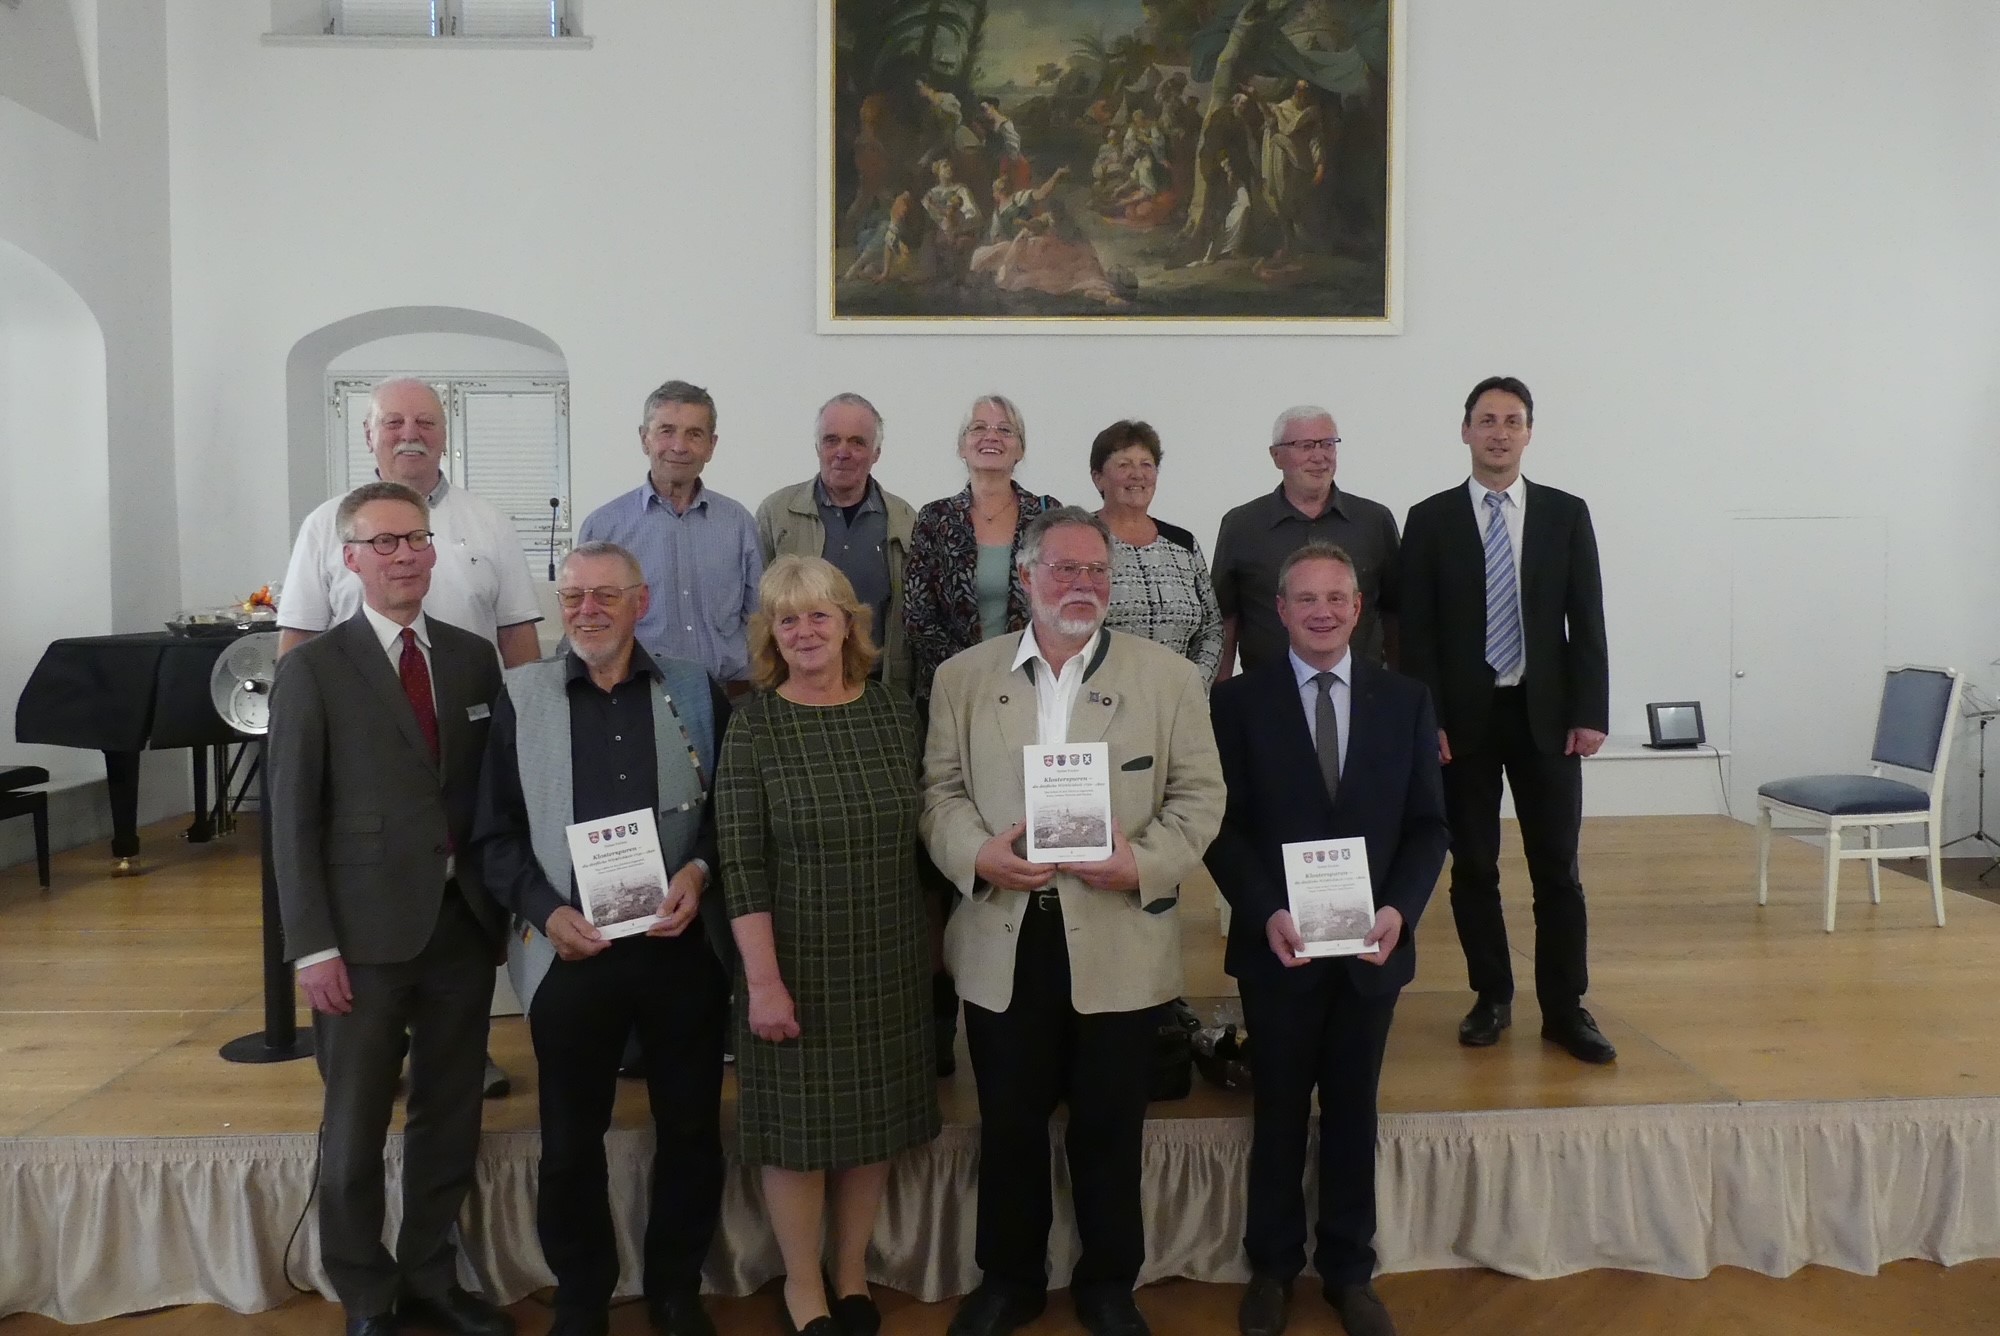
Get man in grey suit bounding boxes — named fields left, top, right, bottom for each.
left=270, top=481, right=514, bottom=1336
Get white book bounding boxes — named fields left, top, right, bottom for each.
left=564, top=807, right=669, bottom=940
left=1023, top=743, right=1113, bottom=863
left=1282, top=836, right=1377, bottom=958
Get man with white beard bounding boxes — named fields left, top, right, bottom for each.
left=280, top=375, right=544, bottom=1099
left=920, top=508, right=1225, bottom=1336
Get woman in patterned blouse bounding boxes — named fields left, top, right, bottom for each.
left=902, top=393, right=1062, bottom=701
left=1091, top=419, right=1225, bottom=684
left=902, top=393, right=1060, bottom=1081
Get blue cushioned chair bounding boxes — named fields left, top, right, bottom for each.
left=1756, top=665, right=1962, bottom=932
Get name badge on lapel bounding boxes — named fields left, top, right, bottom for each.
left=466, top=703, right=491, bottom=721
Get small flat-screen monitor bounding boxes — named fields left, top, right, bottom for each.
left=1645, top=701, right=1706, bottom=750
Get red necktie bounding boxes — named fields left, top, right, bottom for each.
left=398, top=627, right=440, bottom=764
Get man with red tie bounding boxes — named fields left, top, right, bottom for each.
left=269, top=481, right=513, bottom=1336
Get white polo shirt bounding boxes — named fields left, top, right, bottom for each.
left=279, top=475, right=542, bottom=653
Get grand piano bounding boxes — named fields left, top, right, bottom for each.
left=14, top=631, right=254, bottom=870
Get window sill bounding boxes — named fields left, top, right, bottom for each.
left=260, top=33, right=593, bottom=50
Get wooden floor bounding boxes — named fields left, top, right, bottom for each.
left=6, top=813, right=2000, bottom=1331
left=3, top=1263, right=1999, bottom=1335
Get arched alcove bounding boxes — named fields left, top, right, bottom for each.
left=284, top=306, right=568, bottom=529
left=0, top=0, right=100, bottom=141
left=0, top=236, right=110, bottom=784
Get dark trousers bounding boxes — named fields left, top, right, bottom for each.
left=529, top=931, right=728, bottom=1314
left=1239, top=970, right=1397, bottom=1286
left=963, top=895, right=1158, bottom=1294
left=1444, top=684, right=1589, bottom=1013
left=314, top=890, right=496, bottom=1318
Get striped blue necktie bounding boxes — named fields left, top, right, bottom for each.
left=1483, top=490, right=1524, bottom=678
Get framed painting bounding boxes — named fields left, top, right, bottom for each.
left=818, top=0, right=1404, bottom=335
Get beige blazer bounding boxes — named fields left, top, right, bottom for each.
left=921, top=629, right=1225, bottom=1015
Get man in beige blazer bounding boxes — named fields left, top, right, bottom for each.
left=922, top=508, right=1225, bottom=1336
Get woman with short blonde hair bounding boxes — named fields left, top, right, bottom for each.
left=747, top=554, right=881, bottom=691
left=720, top=556, right=938, bottom=1336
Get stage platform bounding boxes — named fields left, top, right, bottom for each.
left=4, top=815, right=2000, bottom=1324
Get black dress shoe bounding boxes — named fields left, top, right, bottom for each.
left=547, top=1311, right=610, bottom=1336
left=398, top=1286, right=513, bottom=1336
left=649, top=1291, right=718, bottom=1336
left=1457, top=999, right=1512, bottom=1047
left=1541, top=1007, right=1617, bottom=1064
left=1237, top=1273, right=1291, bottom=1336
left=482, top=1057, right=511, bottom=1099
left=1326, top=1282, right=1397, bottom=1336
left=347, top=1316, right=401, bottom=1336
left=830, top=1290, right=882, bottom=1336
left=1073, top=1287, right=1150, bottom=1336
left=946, top=1281, right=1046, bottom=1336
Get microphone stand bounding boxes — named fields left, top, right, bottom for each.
left=547, top=497, right=561, bottom=579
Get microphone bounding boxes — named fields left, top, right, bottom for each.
left=547, top=497, right=561, bottom=580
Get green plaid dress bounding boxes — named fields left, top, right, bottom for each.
left=718, top=680, right=941, bottom=1170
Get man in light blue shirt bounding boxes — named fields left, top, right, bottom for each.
left=577, top=380, right=762, bottom=692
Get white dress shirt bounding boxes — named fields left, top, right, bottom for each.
left=1468, top=474, right=1528, bottom=689
left=1290, top=646, right=1352, bottom=774
left=1012, top=625, right=1101, bottom=746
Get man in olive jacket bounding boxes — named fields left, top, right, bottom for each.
left=755, top=392, right=917, bottom=693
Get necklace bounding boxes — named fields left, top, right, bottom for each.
left=973, top=495, right=1013, bottom=524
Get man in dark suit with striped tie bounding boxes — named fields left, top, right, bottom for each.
left=1207, top=542, right=1448, bottom=1336
left=1399, top=376, right=1614, bottom=1064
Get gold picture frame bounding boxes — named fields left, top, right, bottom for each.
left=818, top=0, right=1405, bottom=335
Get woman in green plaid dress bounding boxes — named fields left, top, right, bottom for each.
left=720, top=556, right=940, bottom=1336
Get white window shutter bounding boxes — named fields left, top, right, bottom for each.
left=332, top=0, right=439, bottom=36
left=459, top=384, right=570, bottom=549
left=338, top=382, right=377, bottom=490
left=456, top=0, right=561, bottom=37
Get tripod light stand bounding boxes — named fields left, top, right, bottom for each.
left=1943, top=682, right=2000, bottom=881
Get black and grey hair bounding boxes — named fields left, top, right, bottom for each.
left=816, top=392, right=885, bottom=450
left=560, top=540, right=644, bottom=586
left=334, top=481, right=428, bottom=541
left=1463, top=375, right=1534, bottom=428
left=1017, top=506, right=1114, bottom=573
left=639, top=379, right=718, bottom=433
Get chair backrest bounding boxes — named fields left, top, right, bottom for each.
left=1869, top=666, right=1962, bottom=802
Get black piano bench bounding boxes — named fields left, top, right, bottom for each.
left=0, top=765, right=51, bottom=889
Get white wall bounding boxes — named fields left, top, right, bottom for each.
left=1, top=0, right=183, bottom=823
left=165, top=3, right=2000, bottom=823
left=0, top=241, right=110, bottom=786
left=328, top=332, right=566, bottom=375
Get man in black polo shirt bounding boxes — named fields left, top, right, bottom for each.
left=1212, top=405, right=1401, bottom=677
left=472, top=540, right=733, bottom=1336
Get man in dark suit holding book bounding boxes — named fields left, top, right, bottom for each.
left=269, top=481, right=512, bottom=1336
left=1207, top=542, right=1448, bottom=1336
left=1399, top=376, right=1614, bottom=1064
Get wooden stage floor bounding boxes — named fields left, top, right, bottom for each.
left=5, top=813, right=2000, bottom=1334
left=5, top=813, right=1999, bottom=1141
